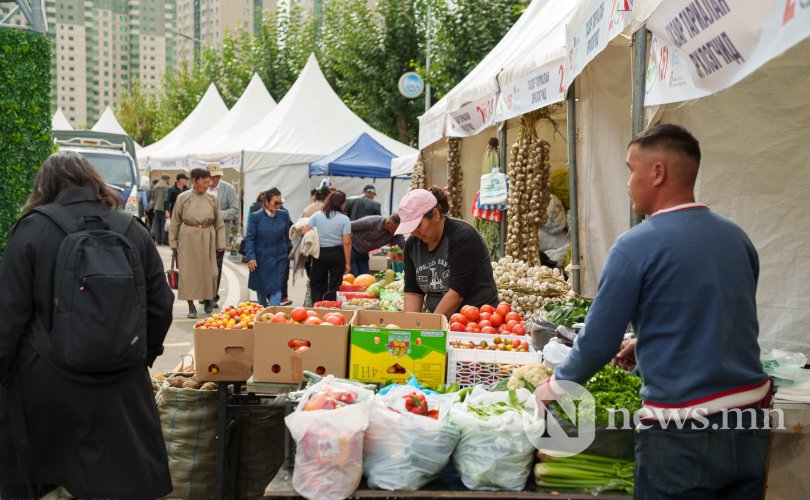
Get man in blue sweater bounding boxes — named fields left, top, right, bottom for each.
left=538, top=124, right=771, bottom=498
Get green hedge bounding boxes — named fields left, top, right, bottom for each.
left=0, top=28, right=52, bottom=258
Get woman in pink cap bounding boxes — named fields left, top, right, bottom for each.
left=396, top=187, right=499, bottom=317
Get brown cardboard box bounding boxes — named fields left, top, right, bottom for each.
left=350, top=311, right=448, bottom=386
left=253, top=307, right=355, bottom=384
left=193, top=328, right=254, bottom=382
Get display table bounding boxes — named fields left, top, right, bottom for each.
left=263, top=466, right=632, bottom=499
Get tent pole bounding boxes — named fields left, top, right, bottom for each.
left=498, top=121, right=507, bottom=259
left=567, top=82, right=581, bottom=295
left=630, top=26, right=648, bottom=228
left=389, top=177, right=395, bottom=214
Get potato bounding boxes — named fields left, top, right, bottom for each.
left=200, top=382, right=218, bottom=391
left=182, top=380, right=201, bottom=390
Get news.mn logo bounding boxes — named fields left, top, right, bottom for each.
left=532, top=380, right=596, bottom=458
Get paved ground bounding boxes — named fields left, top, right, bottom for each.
left=149, top=245, right=308, bottom=376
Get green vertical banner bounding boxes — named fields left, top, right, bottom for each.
left=0, top=28, right=52, bottom=258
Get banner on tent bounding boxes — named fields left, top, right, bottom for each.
left=565, top=0, right=633, bottom=88
left=418, top=113, right=445, bottom=150
left=447, top=93, right=497, bottom=138
left=645, top=0, right=810, bottom=105
left=496, top=58, right=567, bottom=122
left=188, top=153, right=241, bottom=170
left=148, top=159, right=188, bottom=171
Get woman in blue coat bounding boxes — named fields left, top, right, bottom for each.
left=245, top=188, right=291, bottom=306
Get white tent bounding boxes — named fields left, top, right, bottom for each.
left=391, top=153, right=418, bottom=178
left=91, top=106, right=144, bottom=155
left=52, top=108, right=73, bottom=131
left=139, top=84, right=229, bottom=170
left=233, top=54, right=416, bottom=222
left=151, top=74, right=277, bottom=170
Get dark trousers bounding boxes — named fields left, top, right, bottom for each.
left=0, top=482, right=57, bottom=499
left=350, top=248, right=370, bottom=276
left=214, top=249, right=224, bottom=302
left=282, top=258, right=290, bottom=298
left=634, top=409, right=771, bottom=499
left=152, top=210, right=167, bottom=244
left=310, top=246, right=344, bottom=303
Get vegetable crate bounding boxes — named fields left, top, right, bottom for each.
left=446, top=333, right=542, bottom=389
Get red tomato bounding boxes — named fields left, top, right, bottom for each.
left=505, top=311, right=522, bottom=323
left=480, top=304, right=495, bottom=315
left=512, top=339, right=522, bottom=349
left=450, top=322, right=466, bottom=332
left=466, top=322, right=480, bottom=331
left=512, top=323, right=527, bottom=336
left=481, top=326, right=498, bottom=334
left=461, top=305, right=480, bottom=323
left=303, top=316, right=322, bottom=325
left=495, top=302, right=512, bottom=317
left=489, top=313, right=504, bottom=327
left=464, top=326, right=476, bottom=333
left=497, top=323, right=508, bottom=333
left=450, top=313, right=468, bottom=326
left=478, top=320, right=492, bottom=328
left=323, top=313, right=346, bottom=326
left=271, top=312, right=288, bottom=323
left=306, top=310, right=319, bottom=317
left=479, top=311, right=492, bottom=322
left=290, top=307, right=308, bottom=323
left=505, top=319, right=520, bottom=333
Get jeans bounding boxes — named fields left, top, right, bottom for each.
left=310, top=246, right=344, bottom=302
left=634, top=410, right=771, bottom=499
left=350, top=248, right=370, bottom=276
left=152, top=210, right=167, bottom=244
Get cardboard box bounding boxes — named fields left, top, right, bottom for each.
left=253, top=307, right=354, bottom=384
left=350, top=311, right=448, bottom=386
left=193, top=328, right=254, bottom=382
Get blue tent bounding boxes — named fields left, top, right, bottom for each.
left=309, top=132, right=396, bottom=178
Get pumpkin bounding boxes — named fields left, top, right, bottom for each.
left=353, top=274, right=377, bottom=288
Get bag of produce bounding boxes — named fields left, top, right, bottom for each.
left=449, top=387, right=539, bottom=491
left=379, top=280, right=405, bottom=312
left=285, top=376, right=374, bottom=500
left=363, top=386, right=460, bottom=490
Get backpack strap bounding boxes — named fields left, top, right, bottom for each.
left=32, top=204, right=80, bottom=234
left=104, top=209, right=134, bottom=236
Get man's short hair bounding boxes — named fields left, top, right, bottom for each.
left=629, top=123, right=701, bottom=165
left=160, top=174, right=170, bottom=180
left=388, top=213, right=400, bottom=225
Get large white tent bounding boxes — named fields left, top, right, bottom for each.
left=91, top=106, right=144, bottom=155
left=231, top=54, right=416, bottom=222
left=139, top=84, right=229, bottom=170
left=52, top=108, right=73, bottom=131
left=150, top=74, right=277, bottom=171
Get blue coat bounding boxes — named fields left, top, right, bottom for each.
left=245, top=208, right=291, bottom=294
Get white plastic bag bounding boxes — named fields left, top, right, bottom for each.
left=479, top=171, right=508, bottom=205
left=542, top=339, right=572, bottom=369
left=761, top=349, right=810, bottom=385
left=449, top=387, right=538, bottom=491
left=363, top=386, right=460, bottom=491
left=285, top=376, right=374, bottom=500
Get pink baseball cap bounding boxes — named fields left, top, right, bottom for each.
left=395, top=189, right=438, bottom=234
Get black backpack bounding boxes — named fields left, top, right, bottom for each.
left=32, top=204, right=148, bottom=373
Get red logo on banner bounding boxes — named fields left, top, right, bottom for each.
left=784, top=0, right=796, bottom=24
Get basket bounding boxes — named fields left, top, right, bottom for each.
left=446, top=332, right=541, bottom=389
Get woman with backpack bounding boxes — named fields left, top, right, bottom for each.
left=0, top=151, right=175, bottom=499
left=300, top=190, right=352, bottom=303
left=169, top=167, right=226, bottom=317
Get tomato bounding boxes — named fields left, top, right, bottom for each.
left=478, top=320, right=492, bottom=328
left=480, top=304, right=495, bottom=315
left=271, top=312, right=288, bottom=323
left=488, top=313, right=503, bottom=328
left=505, top=319, right=520, bottom=333
left=495, top=302, right=512, bottom=317
left=450, top=313, right=468, bottom=326
left=323, top=313, right=346, bottom=326
left=505, top=311, right=522, bottom=323
left=479, top=311, right=492, bottom=322
left=481, top=326, right=498, bottom=334
left=466, top=322, right=480, bottom=331
left=306, top=310, right=319, bottom=317
left=303, top=316, right=322, bottom=325
left=460, top=305, right=480, bottom=323
left=450, top=322, right=466, bottom=332
left=512, top=323, right=526, bottom=336
left=290, top=307, right=308, bottom=323
left=512, top=339, right=522, bottom=349
left=497, top=324, right=508, bottom=333
left=465, top=325, right=481, bottom=333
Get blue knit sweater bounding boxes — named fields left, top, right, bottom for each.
left=556, top=206, right=767, bottom=407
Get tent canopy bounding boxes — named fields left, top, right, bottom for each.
left=390, top=153, right=418, bottom=178
left=92, top=106, right=144, bottom=153
left=52, top=108, right=73, bottom=131
left=309, top=132, right=396, bottom=178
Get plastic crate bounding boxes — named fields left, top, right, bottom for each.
left=446, top=332, right=541, bottom=389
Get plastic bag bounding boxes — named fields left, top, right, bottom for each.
left=542, top=339, right=572, bottom=369
left=761, top=349, right=810, bottom=385
left=449, top=387, right=539, bottom=491
left=285, top=376, right=374, bottom=500
left=380, top=288, right=404, bottom=311
left=363, top=386, right=460, bottom=491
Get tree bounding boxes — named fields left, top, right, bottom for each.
left=116, top=79, right=160, bottom=146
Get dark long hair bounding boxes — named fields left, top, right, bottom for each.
left=321, top=190, right=346, bottom=219
left=24, top=151, right=122, bottom=213
left=263, top=188, right=282, bottom=205
left=427, top=186, right=449, bottom=217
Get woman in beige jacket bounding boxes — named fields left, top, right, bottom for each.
left=169, top=168, right=226, bottom=317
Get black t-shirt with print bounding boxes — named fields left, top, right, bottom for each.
left=404, top=217, right=499, bottom=313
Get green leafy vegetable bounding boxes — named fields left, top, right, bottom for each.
left=535, top=453, right=635, bottom=494
left=542, top=297, right=592, bottom=328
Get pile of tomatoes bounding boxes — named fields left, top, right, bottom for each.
left=449, top=302, right=526, bottom=335
left=194, top=301, right=263, bottom=330
left=257, top=307, right=347, bottom=326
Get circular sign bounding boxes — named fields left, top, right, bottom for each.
left=398, top=72, right=425, bottom=99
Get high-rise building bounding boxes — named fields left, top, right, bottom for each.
left=0, top=0, right=177, bottom=128
left=175, top=0, right=276, bottom=66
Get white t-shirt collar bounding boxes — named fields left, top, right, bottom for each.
left=651, top=202, right=708, bottom=217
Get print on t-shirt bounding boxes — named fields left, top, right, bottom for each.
left=414, top=237, right=450, bottom=297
